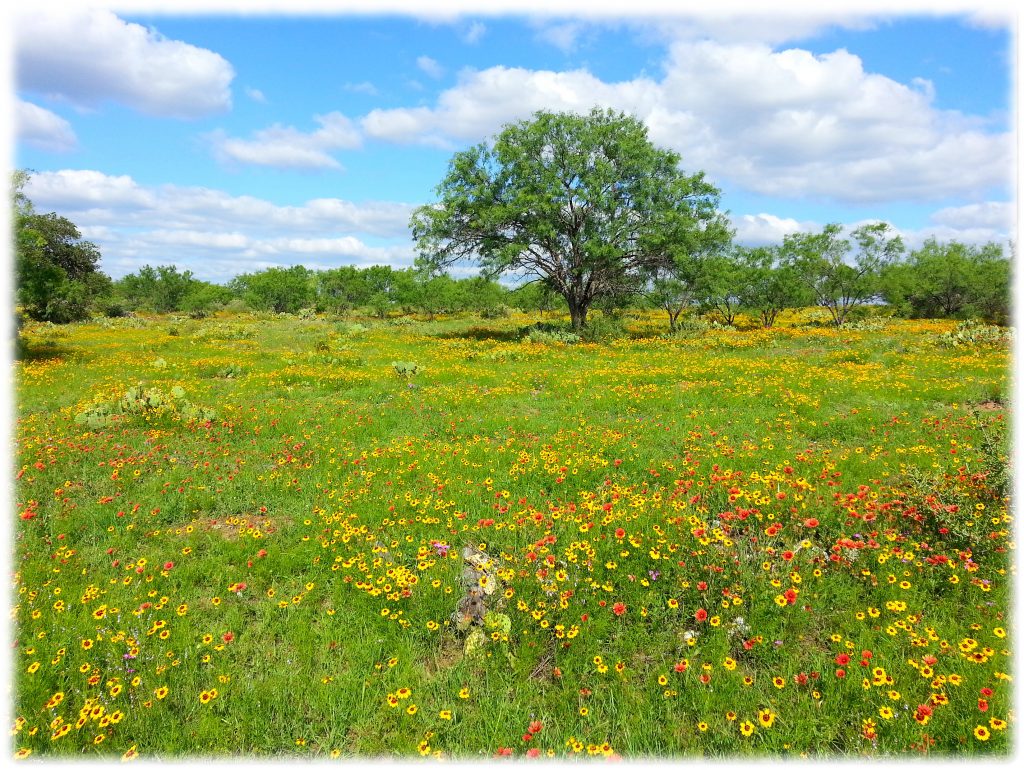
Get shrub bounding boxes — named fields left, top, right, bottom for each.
left=480, top=304, right=511, bottom=319
left=579, top=313, right=627, bottom=343
left=521, top=322, right=580, bottom=345
left=392, top=361, right=420, bottom=377
left=937, top=319, right=1011, bottom=348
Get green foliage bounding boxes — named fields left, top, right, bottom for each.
left=781, top=222, right=904, bottom=327
left=217, top=363, right=245, bottom=379
left=578, top=313, right=626, bottom=343
left=882, top=239, right=1010, bottom=324
left=936, top=319, right=1012, bottom=348
left=14, top=171, right=107, bottom=323
left=391, top=361, right=420, bottom=377
left=74, top=383, right=216, bottom=429
left=522, top=322, right=580, bottom=345
left=230, top=265, right=314, bottom=314
left=736, top=246, right=811, bottom=328
left=192, top=323, right=255, bottom=341
left=411, top=108, right=725, bottom=330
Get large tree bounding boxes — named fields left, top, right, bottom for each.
left=410, top=108, right=726, bottom=330
left=882, top=238, right=1010, bottom=323
left=781, top=222, right=904, bottom=327
left=13, top=170, right=107, bottom=323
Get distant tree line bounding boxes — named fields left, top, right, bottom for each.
left=12, top=168, right=1012, bottom=328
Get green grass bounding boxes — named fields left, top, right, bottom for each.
left=11, top=309, right=1012, bottom=759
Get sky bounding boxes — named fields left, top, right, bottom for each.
left=8, top=1, right=1018, bottom=284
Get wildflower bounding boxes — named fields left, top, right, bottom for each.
left=974, top=725, right=990, bottom=741
left=739, top=720, right=755, bottom=737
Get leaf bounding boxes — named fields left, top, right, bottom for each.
left=464, top=629, right=487, bottom=657
left=483, top=612, right=511, bottom=635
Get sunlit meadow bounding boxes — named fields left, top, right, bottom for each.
left=10, top=308, right=1012, bottom=759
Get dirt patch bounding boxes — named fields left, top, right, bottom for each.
left=194, top=514, right=294, bottom=540
left=423, top=637, right=464, bottom=678
left=974, top=401, right=1005, bottom=411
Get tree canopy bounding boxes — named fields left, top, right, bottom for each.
left=13, top=170, right=108, bottom=323
left=411, top=108, right=728, bottom=329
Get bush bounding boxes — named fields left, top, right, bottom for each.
left=579, top=313, right=627, bottom=343
left=521, top=322, right=580, bottom=345
left=480, top=304, right=511, bottom=319
left=937, top=319, right=1011, bottom=348
left=95, top=298, right=130, bottom=318
left=221, top=299, right=250, bottom=316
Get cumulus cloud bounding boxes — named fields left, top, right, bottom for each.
left=731, top=213, right=816, bottom=246
left=358, top=39, right=1010, bottom=205
left=15, top=99, right=77, bottom=152
left=416, top=55, right=445, bottom=79
left=209, top=112, right=362, bottom=169
left=24, top=169, right=418, bottom=282
left=928, top=201, right=1015, bottom=232
left=731, top=202, right=1014, bottom=254
left=15, top=9, right=234, bottom=118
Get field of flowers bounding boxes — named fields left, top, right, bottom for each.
left=10, top=309, right=1012, bottom=759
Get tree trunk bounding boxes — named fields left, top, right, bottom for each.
left=568, top=300, right=588, bottom=331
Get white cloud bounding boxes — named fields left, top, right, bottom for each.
left=358, top=40, right=1010, bottom=205
left=928, top=201, right=1015, bottom=232
left=343, top=81, right=379, bottom=95
left=732, top=213, right=815, bottom=246
left=15, top=99, right=77, bottom=152
left=22, top=169, right=418, bottom=282
left=416, top=55, right=445, bottom=79
left=732, top=203, right=1014, bottom=254
left=14, top=9, right=234, bottom=118
left=462, top=21, right=486, bottom=44
left=634, top=11, right=878, bottom=47
left=245, top=87, right=267, bottom=103
left=209, top=112, right=362, bottom=169
left=534, top=21, right=587, bottom=52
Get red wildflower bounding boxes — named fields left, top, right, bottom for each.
left=612, top=602, right=627, bottom=617
left=695, top=608, right=708, bottom=622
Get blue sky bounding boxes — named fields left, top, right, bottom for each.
left=11, top=2, right=1016, bottom=282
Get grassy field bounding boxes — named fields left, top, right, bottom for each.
left=10, top=309, right=1012, bottom=759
